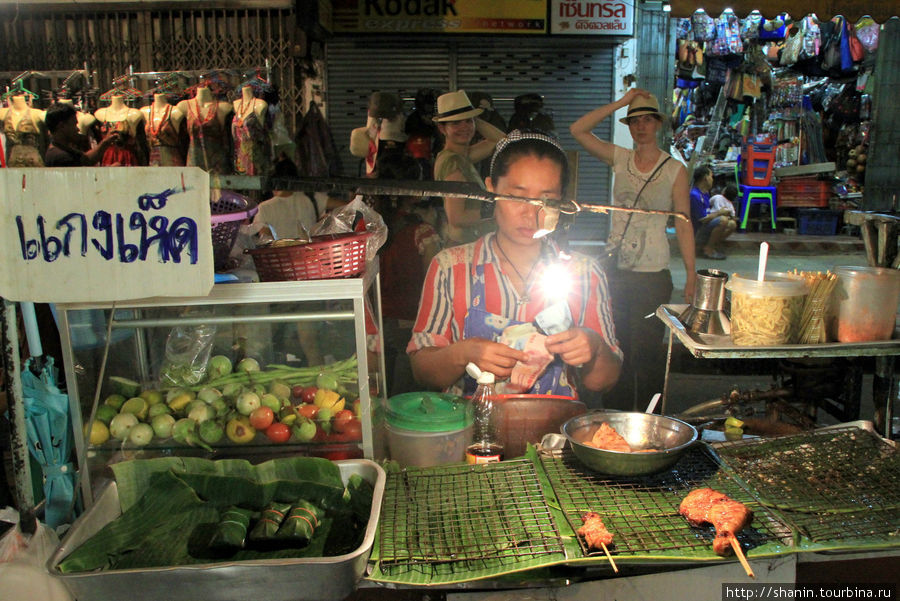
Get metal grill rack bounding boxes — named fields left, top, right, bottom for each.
left=713, top=427, right=900, bottom=543
left=541, top=445, right=794, bottom=558
left=377, top=460, right=566, bottom=579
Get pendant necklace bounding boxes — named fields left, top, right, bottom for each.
left=494, top=237, right=538, bottom=305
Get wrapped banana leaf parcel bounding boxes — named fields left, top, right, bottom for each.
left=248, top=502, right=292, bottom=542
left=210, top=506, right=256, bottom=551
left=56, top=456, right=376, bottom=573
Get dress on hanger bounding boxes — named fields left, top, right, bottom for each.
left=232, top=100, right=272, bottom=176
left=145, top=104, right=185, bottom=167
left=99, top=118, right=141, bottom=166
left=3, top=110, right=46, bottom=167
left=186, top=98, right=231, bottom=174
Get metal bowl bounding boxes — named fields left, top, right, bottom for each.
left=560, top=411, right=699, bottom=476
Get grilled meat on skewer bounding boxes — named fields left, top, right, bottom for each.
left=577, top=512, right=614, bottom=551
left=679, top=488, right=753, bottom=556
left=585, top=422, right=632, bottom=452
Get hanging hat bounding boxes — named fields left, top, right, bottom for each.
left=433, top=90, right=483, bottom=122
left=619, top=93, right=664, bottom=124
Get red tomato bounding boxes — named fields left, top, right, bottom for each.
left=342, top=419, right=363, bottom=442
left=296, top=404, right=319, bottom=420
left=249, top=406, right=275, bottom=430
left=332, top=409, right=355, bottom=433
left=319, top=448, right=364, bottom=461
left=300, top=386, right=318, bottom=404
left=265, top=422, right=291, bottom=443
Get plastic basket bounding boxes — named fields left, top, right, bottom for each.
left=248, top=232, right=370, bottom=281
left=797, top=209, right=841, bottom=236
left=777, top=177, right=832, bottom=208
left=211, top=191, right=257, bottom=271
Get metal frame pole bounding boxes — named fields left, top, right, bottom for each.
left=2, top=299, right=34, bottom=511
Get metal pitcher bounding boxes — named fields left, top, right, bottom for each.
left=679, top=269, right=731, bottom=336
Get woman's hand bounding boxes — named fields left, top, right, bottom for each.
left=544, top=327, right=598, bottom=368
left=463, top=337, right=526, bottom=379
left=621, top=87, right=652, bottom=105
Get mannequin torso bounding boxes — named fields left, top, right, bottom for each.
left=142, top=94, right=186, bottom=166
left=231, top=85, right=271, bottom=176
left=177, top=86, right=233, bottom=174
left=94, top=95, right=147, bottom=166
left=1, top=95, right=48, bottom=166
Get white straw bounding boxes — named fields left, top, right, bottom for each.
left=645, top=393, right=661, bottom=414
left=757, top=242, right=769, bottom=282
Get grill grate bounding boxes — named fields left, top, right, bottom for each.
left=541, top=445, right=794, bottom=558
left=713, top=427, right=900, bottom=543
left=377, top=460, right=566, bottom=579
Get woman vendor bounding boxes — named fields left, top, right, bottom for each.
left=408, top=130, right=622, bottom=398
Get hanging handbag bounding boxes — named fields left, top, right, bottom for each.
left=599, top=156, right=672, bottom=273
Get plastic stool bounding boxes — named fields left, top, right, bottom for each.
left=742, top=143, right=776, bottom=186
left=738, top=185, right=777, bottom=230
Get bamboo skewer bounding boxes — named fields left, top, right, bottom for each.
left=729, top=534, right=755, bottom=579
left=601, top=543, right=618, bottom=573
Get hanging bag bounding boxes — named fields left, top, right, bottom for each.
left=692, top=10, right=716, bottom=42
left=599, top=157, right=672, bottom=272
left=781, top=24, right=803, bottom=66
left=799, top=14, right=822, bottom=59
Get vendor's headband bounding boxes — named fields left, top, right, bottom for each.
left=490, top=129, right=567, bottom=178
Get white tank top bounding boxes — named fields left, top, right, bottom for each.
left=609, top=146, right=682, bottom=272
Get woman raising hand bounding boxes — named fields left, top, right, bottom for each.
left=570, top=88, right=695, bottom=410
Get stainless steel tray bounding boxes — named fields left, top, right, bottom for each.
left=657, top=304, right=900, bottom=359
left=48, top=459, right=385, bottom=601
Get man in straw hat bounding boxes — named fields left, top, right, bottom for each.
left=571, top=88, right=696, bottom=411
left=433, top=89, right=507, bottom=246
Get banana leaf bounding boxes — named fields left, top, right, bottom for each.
left=57, top=470, right=218, bottom=573
left=111, top=456, right=345, bottom=511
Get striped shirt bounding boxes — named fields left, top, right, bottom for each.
left=408, top=232, right=621, bottom=393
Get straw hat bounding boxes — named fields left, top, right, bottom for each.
left=619, top=93, right=664, bottom=124
left=433, top=90, right=483, bottom=122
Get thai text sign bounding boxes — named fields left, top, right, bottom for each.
left=332, top=0, right=548, bottom=34
left=550, top=0, right=634, bottom=35
left=0, top=167, right=213, bottom=303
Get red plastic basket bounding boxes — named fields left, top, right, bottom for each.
left=248, top=232, right=370, bottom=281
left=211, top=191, right=257, bottom=271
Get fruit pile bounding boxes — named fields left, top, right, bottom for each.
left=87, top=355, right=364, bottom=450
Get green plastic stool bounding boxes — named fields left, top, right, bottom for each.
left=738, top=185, right=777, bottom=230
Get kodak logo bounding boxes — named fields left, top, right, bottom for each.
left=364, top=0, right=459, bottom=17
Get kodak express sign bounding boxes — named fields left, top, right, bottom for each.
left=332, top=0, right=548, bottom=34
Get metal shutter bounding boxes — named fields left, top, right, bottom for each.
left=455, top=38, right=615, bottom=242
left=326, top=38, right=449, bottom=177
left=325, top=37, right=615, bottom=241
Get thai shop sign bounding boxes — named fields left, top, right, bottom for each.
left=550, top=0, right=634, bottom=35
left=0, top=167, right=213, bottom=303
left=332, top=0, right=548, bottom=34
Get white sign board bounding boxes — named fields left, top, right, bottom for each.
left=0, top=167, right=213, bottom=303
left=550, top=0, right=634, bottom=35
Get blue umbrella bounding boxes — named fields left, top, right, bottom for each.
left=20, top=303, right=75, bottom=529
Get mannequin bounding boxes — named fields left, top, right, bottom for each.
left=177, top=86, right=233, bottom=174
left=94, top=94, right=147, bottom=166
left=142, top=93, right=187, bottom=166
left=231, top=84, right=271, bottom=176
left=0, top=94, right=48, bottom=167
left=57, top=98, right=97, bottom=150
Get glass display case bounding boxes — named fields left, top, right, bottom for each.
left=55, top=278, right=384, bottom=506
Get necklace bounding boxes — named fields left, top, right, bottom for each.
left=237, top=98, right=256, bottom=122
left=494, top=237, right=539, bottom=304
left=191, top=97, right=219, bottom=125
left=148, top=104, right=171, bottom=138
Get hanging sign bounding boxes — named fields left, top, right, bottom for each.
left=550, top=0, right=635, bottom=35
left=0, top=167, right=213, bottom=303
left=332, top=0, right=547, bottom=34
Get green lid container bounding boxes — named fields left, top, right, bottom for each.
left=384, top=392, right=472, bottom=433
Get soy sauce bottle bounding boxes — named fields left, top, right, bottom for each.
left=465, top=363, right=503, bottom=464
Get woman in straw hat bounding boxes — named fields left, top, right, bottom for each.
left=570, top=88, right=696, bottom=411
left=408, top=130, right=622, bottom=398
left=433, top=90, right=507, bottom=246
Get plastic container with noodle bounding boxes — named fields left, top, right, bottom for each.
left=725, top=273, right=808, bottom=346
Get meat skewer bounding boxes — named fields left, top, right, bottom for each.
left=577, top=511, right=618, bottom=573
left=679, top=488, right=755, bottom=578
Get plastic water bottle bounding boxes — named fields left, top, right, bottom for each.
left=465, top=362, right=503, bottom=464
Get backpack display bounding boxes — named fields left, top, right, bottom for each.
left=708, top=10, right=743, bottom=56
left=691, top=9, right=716, bottom=42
